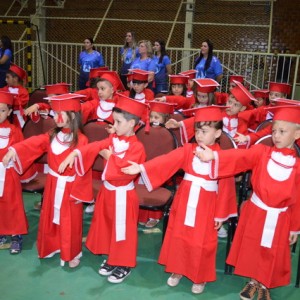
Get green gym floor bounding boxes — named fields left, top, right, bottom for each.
left=1, top=192, right=300, bottom=300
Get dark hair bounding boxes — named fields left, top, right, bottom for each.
left=1, top=36, right=13, bottom=51
left=113, top=107, right=140, bottom=126
left=194, top=39, right=214, bottom=71
left=150, top=111, right=170, bottom=124
left=154, top=40, right=168, bottom=64
left=195, top=120, right=223, bottom=131
left=129, top=80, right=147, bottom=98
left=84, top=37, right=95, bottom=50
left=6, top=69, right=21, bottom=82
left=169, top=83, right=187, bottom=97
left=95, top=77, right=113, bottom=88
left=50, top=111, right=83, bottom=147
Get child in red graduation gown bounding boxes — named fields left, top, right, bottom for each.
left=3, top=93, right=93, bottom=268
left=0, top=91, right=28, bottom=254
left=0, top=64, right=29, bottom=129
left=196, top=105, right=300, bottom=300
left=122, top=106, right=237, bottom=294
left=58, top=94, right=147, bottom=284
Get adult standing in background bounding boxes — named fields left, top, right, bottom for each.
left=153, top=39, right=172, bottom=95
left=78, top=37, right=105, bottom=90
left=130, top=40, right=156, bottom=91
left=194, top=39, right=223, bottom=83
left=0, top=36, right=13, bottom=88
left=120, top=31, right=139, bottom=89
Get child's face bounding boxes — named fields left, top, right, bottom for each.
left=97, top=80, right=114, bottom=101
left=171, top=84, right=184, bottom=96
left=188, top=79, right=194, bottom=89
left=150, top=111, right=165, bottom=125
left=229, top=82, right=236, bottom=92
left=255, top=97, right=266, bottom=108
left=272, top=120, right=300, bottom=149
left=195, top=125, right=221, bottom=146
left=0, top=103, right=12, bottom=124
left=53, top=111, right=70, bottom=128
left=112, top=111, right=135, bottom=137
left=269, top=91, right=284, bottom=105
left=196, top=91, right=209, bottom=106
left=5, top=74, right=17, bottom=86
left=132, top=82, right=148, bottom=94
left=226, top=94, right=245, bottom=116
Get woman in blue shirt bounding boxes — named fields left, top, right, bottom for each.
left=78, top=37, right=105, bottom=90
left=120, top=31, right=139, bottom=89
left=153, top=40, right=172, bottom=95
left=194, top=39, right=223, bottom=83
left=0, top=36, right=13, bottom=88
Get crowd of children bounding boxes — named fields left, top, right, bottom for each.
left=0, top=60, right=299, bottom=300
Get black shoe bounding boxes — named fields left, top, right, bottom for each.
left=98, top=260, right=117, bottom=276
left=107, top=266, right=131, bottom=283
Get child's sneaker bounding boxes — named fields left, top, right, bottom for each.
left=257, top=285, right=271, bottom=300
left=107, top=266, right=131, bottom=283
left=191, top=282, right=206, bottom=294
left=145, top=218, right=160, bottom=228
left=98, top=260, right=117, bottom=276
left=239, top=281, right=258, bottom=300
left=10, top=235, right=22, bottom=254
left=0, top=235, right=10, bottom=249
left=218, top=225, right=228, bottom=238
left=167, top=273, right=182, bottom=287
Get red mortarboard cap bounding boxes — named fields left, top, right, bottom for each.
left=266, top=105, right=300, bottom=124
left=149, top=101, right=176, bottom=114
left=179, top=69, right=197, bottom=80
left=0, top=91, right=14, bottom=105
left=128, top=69, right=150, bottom=82
left=9, top=63, right=27, bottom=83
left=44, top=83, right=71, bottom=95
left=126, top=73, right=134, bottom=82
left=182, top=105, right=226, bottom=122
left=89, top=66, right=109, bottom=80
left=98, top=71, right=125, bottom=92
left=252, top=89, right=269, bottom=99
left=268, top=82, right=291, bottom=95
left=231, top=80, right=256, bottom=106
left=271, top=98, right=300, bottom=106
left=193, top=78, right=220, bottom=93
left=49, top=93, right=85, bottom=112
left=115, top=93, right=148, bottom=118
left=169, top=75, right=189, bottom=85
left=229, top=75, right=244, bottom=84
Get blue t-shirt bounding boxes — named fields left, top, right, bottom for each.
left=195, top=56, right=223, bottom=80
left=0, top=48, right=13, bottom=73
left=154, top=55, right=171, bottom=84
left=130, top=57, right=156, bottom=72
left=120, top=47, right=140, bottom=74
left=78, top=50, right=105, bottom=74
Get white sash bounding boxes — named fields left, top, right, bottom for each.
left=183, top=173, right=218, bottom=227
left=13, top=110, right=25, bottom=128
left=103, top=180, right=135, bottom=242
left=251, top=192, right=288, bottom=248
left=0, top=162, right=13, bottom=197
left=48, top=168, right=76, bottom=225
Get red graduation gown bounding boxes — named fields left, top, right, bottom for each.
left=140, top=143, right=237, bottom=283
left=210, top=145, right=300, bottom=288
left=76, top=134, right=146, bottom=267
left=11, top=131, right=92, bottom=262
left=0, top=120, right=28, bottom=235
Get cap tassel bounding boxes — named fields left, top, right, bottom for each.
left=57, top=112, right=64, bottom=123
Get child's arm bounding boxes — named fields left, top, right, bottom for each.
left=121, top=160, right=142, bottom=175
left=194, top=143, right=216, bottom=162
left=165, top=118, right=181, bottom=129
left=58, top=150, right=78, bottom=173
left=289, top=233, right=298, bottom=245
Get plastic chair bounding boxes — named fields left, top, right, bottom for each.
left=27, top=89, right=48, bottom=107
left=255, top=119, right=272, bottom=132
left=135, top=124, right=178, bottom=240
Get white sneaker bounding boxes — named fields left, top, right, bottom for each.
left=218, top=225, right=228, bottom=238
left=167, top=273, right=182, bottom=287
left=191, top=283, right=206, bottom=294
left=85, top=203, right=95, bottom=214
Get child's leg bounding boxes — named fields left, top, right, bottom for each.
left=10, top=235, right=22, bottom=254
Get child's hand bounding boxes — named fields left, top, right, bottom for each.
left=58, top=151, right=78, bottom=173
left=214, top=221, right=223, bottom=230
left=154, top=96, right=166, bottom=102
left=194, top=143, right=215, bottom=162
left=2, top=149, right=16, bottom=167
left=105, top=124, right=116, bottom=134
left=99, top=146, right=113, bottom=160
left=234, top=132, right=249, bottom=144
left=289, top=233, right=298, bottom=245
left=121, top=161, right=142, bottom=175
left=24, top=104, right=39, bottom=116
left=165, top=118, right=180, bottom=129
